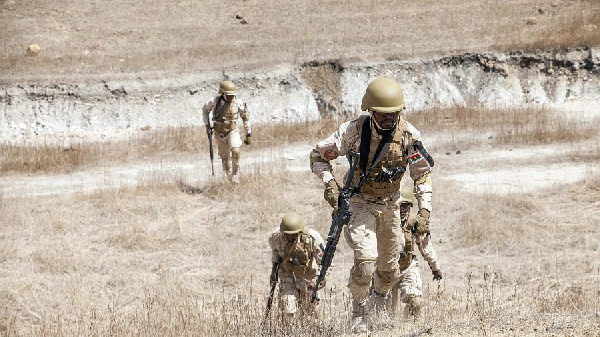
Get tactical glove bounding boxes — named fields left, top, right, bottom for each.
left=323, top=179, right=339, bottom=209
left=311, top=276, right=326, bottom=291
left=432, top=269, right=443, bottom=281
left=244, top=133, right=252, bottom=145
left=412, top=209, right=430, bottom=236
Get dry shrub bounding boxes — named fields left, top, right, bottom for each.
left=0, top=142, right=101, bottom=173
left=301, top=61, right=342, bottom=101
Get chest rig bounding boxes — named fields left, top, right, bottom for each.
left=212, top=96, right=239, bottom=134
left=351, top=115, right=412, bottom=200
left=281, top=233, right=315, bottom=276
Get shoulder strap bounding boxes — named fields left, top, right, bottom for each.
left=355, top=116, right=396, bottom=193
left=212, top=95, right=228, bottom=121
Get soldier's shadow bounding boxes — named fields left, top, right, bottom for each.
left=178, top=180, right=204, bottom=194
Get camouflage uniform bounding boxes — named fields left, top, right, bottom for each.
left=310, top=115, right=433, bottom=303
left=202, top=91, right=251, bottom=181
left=392, top=217, right=440, bottom=315
left=268, top=227, right=325, bottom=316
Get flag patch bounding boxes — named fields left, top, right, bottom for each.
left=409, top=152, right=423, bottom=163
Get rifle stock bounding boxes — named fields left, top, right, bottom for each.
left=263, top=262, right=280, bottom=321
left=311, top=151, right=359, bottom=302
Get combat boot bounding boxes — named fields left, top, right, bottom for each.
left=372, top=290, right=393, bottom=328
left=231, top=174, right=240, bottom=184
left=403, top=295, right=422, bottom=318
left=350, top=300, right=369, bottom=333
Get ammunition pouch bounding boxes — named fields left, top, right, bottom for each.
left=373, top=166, right=405, bottom=183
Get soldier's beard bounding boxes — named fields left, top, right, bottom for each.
left=371, top=116, right=398, bottom=133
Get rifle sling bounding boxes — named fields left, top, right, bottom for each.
left=212, top=95, right=228, bottom=122
left=356, top=116, right=396, bottom=193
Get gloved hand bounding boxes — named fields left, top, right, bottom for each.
left=323, top=180, right=339, bottom=209
left=432, top=269, right=443, bottom=281
left=412, top=209, right=430, bottom=236
left=311, top=277, right=326, bottom=291
left=244, top=133, right=252, bottom=145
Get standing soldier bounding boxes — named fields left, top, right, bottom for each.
left=390, top=182, right=442, bottom=318
left=202, top=80, right=252, bottom=184
left=268, top=213, right=326, bottom=321
left=309, top=77, right=435, bottom=333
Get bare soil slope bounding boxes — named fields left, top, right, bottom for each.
left=2, top=0, right=599, bottom=78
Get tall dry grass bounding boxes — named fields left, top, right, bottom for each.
left=407, top=106, right=600, bottom=149
left=3, top=106, right=597, bottom=175
left=1, top=169, right=599, bottom=335
left=0, top=119, right=339, bottom=174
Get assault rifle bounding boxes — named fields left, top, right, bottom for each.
left=311, top=150, right=360, bottom=302
left=263, top=259, right=280, bottom=321
left=206, top=126, right=214, bottom=176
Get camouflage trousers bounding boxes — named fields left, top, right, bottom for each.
left=278, top=271, right=318, bottom=316
left=344, top=194, right=405, bottom=302
left=214, top=128, right=242, bottom=175
left=390, top=259, right=423, bottom=312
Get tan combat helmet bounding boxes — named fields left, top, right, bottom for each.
left=280, top=212, right=306, bottom=234
left=361, top=77, right=405, bottom=113
left=218, top=80, right=237, bottom=95
left=400, top=181, right=414, bottom=205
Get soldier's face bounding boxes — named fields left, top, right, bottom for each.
left=284, top=233, right=299, bottom=243
left=224, top=94, right=235, bottom=102
left=372, top=111, right=400, bottom=130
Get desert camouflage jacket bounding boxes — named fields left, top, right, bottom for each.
left=202, top=95, right=251, bottom=135
left=310, top=115, right=433, bottom=212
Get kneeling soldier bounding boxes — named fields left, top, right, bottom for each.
left=268, top=213, right=325, bottom=320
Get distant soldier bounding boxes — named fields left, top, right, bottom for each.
left=310, top=77, right=435, bottom=333
left=202, top=81, right=252, bottom=184
left=389, top=182, right=442, bottom=318
left=268, top=213, right=326, bottom=320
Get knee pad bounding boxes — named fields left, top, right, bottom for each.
left=374, top=269, right=400, bottom=294
left=231, top=147, right=240, bottom=160
left=351, top=260, right=376, bottom=286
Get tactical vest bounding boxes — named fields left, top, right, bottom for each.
left=212, top=96, right=239, bottom=134
left=281, top=233, right=316, bottom=276
left=351, top=115, right=412, bottom=200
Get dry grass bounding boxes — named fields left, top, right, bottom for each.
left=3, top=107, right=597, bottom=175
left=1, top=0, right=599, bottom=77
left=407, top=106, right=600, bottom=149
left=1, top=167, right=599, bottom=336
left=0, top=119, right=339, bottom=174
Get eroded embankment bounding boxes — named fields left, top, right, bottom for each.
left=1, top=47, right=599, bottom=142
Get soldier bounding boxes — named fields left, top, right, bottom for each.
left=309, top=77, right=434, bottom=333
left=389, top=182, right=442, bottom=318
left=202, top=80, right=252, bottom=184
left=268, top=213, right=326, bottom=321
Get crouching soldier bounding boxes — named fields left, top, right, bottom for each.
left=268, top=213, right=326, bottom=321
left=390, top=183, right=443, bottom=318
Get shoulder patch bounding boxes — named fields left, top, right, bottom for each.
left=409, top=152, right=424, bottom=164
